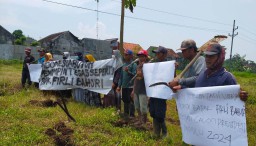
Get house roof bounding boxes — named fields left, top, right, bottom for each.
left=123, top=42, right=143, bottom=54
left=147, top=46, right=179, bottom=58
left=0, top=25, right=14, bottom=39
left=39, top=31, right=79, bottom=43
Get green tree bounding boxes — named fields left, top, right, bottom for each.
left=12, top=29, right=26, bottom=45
left=96, top=0, right=136, bottom=56
left=12, top=30, right=23, bottom=40
left=95, top=0, right=136, bottom=11
left=30, top=41, right=40, bottom=47
left=224, top=53, right=256, bottom=73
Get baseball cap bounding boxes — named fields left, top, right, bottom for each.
left=177, top=39, right=197, bottom=51
left=124, top=49, right=133, bottom=55
left=75, top=52, right=83, bottom=56
left=152, top=46, right=167, bottom=54
left=204, top=43, right=222, bottom=55
left=137, top=50, right=148, bottom=56
left=25, top=48, right=31, bottom=53
left=38, top=48, right=46, bottom=52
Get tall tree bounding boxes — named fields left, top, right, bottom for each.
left=95, top=0, right=136, bottom=56
left=12, top=29, right=26, bottom=45
left=12, top=30, right=24, bottom=40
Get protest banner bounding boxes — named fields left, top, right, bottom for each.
left=175, top=85, right=248, bottom=146
left=143, top=60, right=175, bottom=99
left=28, top=64, right=42, bottom=82
left=39, top=58, right=121, bottom=94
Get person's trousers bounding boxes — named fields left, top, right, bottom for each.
left=153, top=118, right=167, bottom=137
left=115, top=91, right=121, bottom=110
left=21, top=69, right=32, bottom=87
left=122, top=88, right=135, bottom=117
left=134, top=93, right=148, bottom=114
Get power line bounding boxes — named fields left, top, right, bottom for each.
left=109, top=0, right=232, bottom=26
left=42, top=0, right=230, bottom=33
left=240, top=26, right=256, bottom=37
left=112, top=0, right=256, bottom=41
left=239, top=33, right=256, bottom=42
left=238, top=36, right=256, bottom=45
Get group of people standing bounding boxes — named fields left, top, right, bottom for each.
left=21, top=39, right=248, bottom=139
left=115, top=39, right=248, bottom=138
left=21, top=47, right=103, bottom=106
left=21, top=47, right=53, bottom=88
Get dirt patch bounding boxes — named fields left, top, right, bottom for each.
left=45, top=121, right=75, bottom=146
left=111, top=118, right=152, bottom=131
left=29, top=99, right=57, bottom=107
left=45, top=128, right=56, bottom=137
left=166, top=117, right=180, bottom=125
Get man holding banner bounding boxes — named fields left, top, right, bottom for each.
left=21, top=47, right=35, bottom=88
left=132, top=50, right=149, bottom=126
left=172, top=42, right=248, bottom=101
left=148, top=46, right=169, bottom=138
left=173, top=43, right=248, bottom=146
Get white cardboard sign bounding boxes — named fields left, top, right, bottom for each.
left=143, top=61, right=175, bottom=99
left=175, top=85, right=248, bottom=146
left=28, top=64, right=42, bottom=82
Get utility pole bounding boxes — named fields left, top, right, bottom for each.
left=119, top=0, right=125, bottom=56
left=96, top=0, right=99, bottom=39
left=228, top=20, right=238, bottom=71
left=96, top=0, right=100, bottom=59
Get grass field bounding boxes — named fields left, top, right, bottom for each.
left=0, top=60, right=255, bottom=146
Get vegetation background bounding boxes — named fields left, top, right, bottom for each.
left=0, top=60, right=255, bottom=145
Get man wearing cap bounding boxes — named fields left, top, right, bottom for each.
left=195, top=43, right=248, bottom=101
left=22, top=47, right=35, bottom=88
left=34, top=48, right=46, bottom=88
left=131, top=50, right=149, bottom=126
left=149, top=46, right=169, bottom=138
left=172, top=43, right=248, bottom=100
left=76, top=52, right=84, bottom=62
left=37, top=48, right=46, bottom=64
left=116, top=49, right=137, bottom=119
left=169, top=39, right=206, bottom=89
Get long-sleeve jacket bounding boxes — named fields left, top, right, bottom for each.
left=23, top=55, right=35, bottom=71
left=118, top=61, right=137, bottom=88
left=179, top=56, right=206, bottom=88
left=195, top=67, right=237, bottom=87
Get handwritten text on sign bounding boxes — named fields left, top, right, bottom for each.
left=39, top=58, right=117, bottom=91
left=175, top=85, right=248, bottom=146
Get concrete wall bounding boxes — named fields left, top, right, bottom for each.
left=0, top=43, right=112, bottom=61
left=0, top=44, right=40, bottom=60
left=81, top=38, right=112, bottom=60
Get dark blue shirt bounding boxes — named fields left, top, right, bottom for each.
left=195, top=67, right=237, bottom=87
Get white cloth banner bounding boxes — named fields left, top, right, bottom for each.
left=28, top=64, right=42, bottom=82
left=143, top=61, right=175, bottom=99
left=39, top=58, right=121, bottom=94
left=175, top=85, right=248, bottom=146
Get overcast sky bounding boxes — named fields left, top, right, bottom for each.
left=1, top=0, right=255, bottom=62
